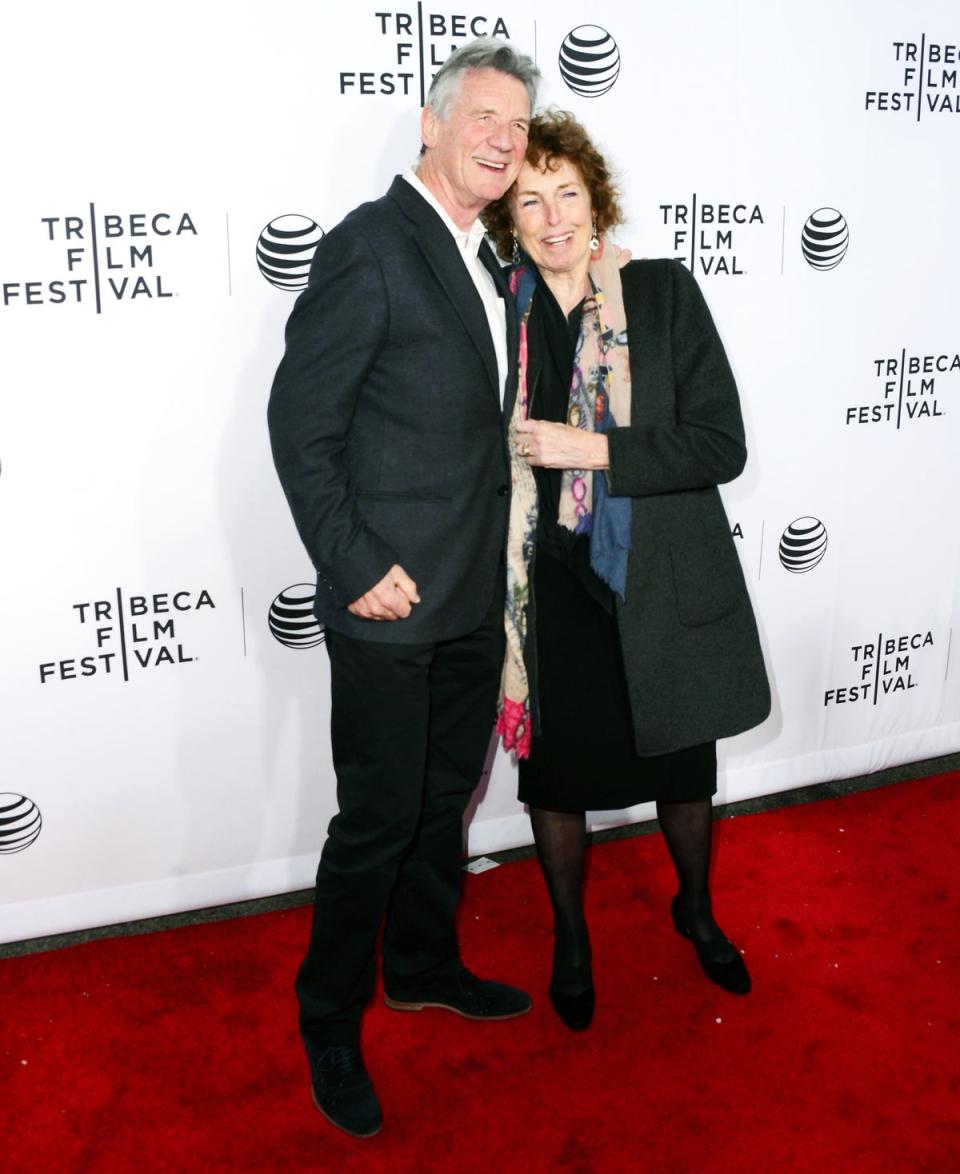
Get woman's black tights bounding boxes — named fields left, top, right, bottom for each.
left=529, top=807, right=591, bottom=995
left=656, top=797, right=723, bottom=940
left=530, top=797, right=723, bottom=993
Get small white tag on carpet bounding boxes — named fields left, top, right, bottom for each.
left=463, top=856, right=500, bottom=874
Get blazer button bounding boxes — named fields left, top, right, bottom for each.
left=497, top=484, right=509, bottom=496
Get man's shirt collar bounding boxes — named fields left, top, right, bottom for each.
left=403, top=168, right=487, bottom=258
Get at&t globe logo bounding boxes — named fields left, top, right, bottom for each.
left=801, top=208, right=849, bottom=270
left=779, top=517, right=828, bottom=573
left=257, top=215, right=324, bottom=291
left=268, top=584, right=325, bottom=649
left=559, top=26, right=621, bottom=98
left=0, top=793, right=42, bottom=854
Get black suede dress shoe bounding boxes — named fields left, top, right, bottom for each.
left=671, top=897, right=752, bottom=996
left=304, top=1040, right=382, bottom=1138
left=384, top=964, right=532, bottom=1019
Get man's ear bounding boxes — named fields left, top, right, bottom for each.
left=420, top=105, right=438, bottom=150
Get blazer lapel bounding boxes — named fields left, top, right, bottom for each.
left=389, top=177, right=500, bottom=402
left=478, top=241, right=518, bottom=424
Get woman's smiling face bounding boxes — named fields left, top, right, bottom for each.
left=511, top=156, right=594, bottom=276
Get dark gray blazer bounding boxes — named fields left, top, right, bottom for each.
left=606, top=259, right=770, bottom=754
left=268, top=177, right=518, bottom=643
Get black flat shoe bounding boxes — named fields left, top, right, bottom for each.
left=671, top=897, right=751, bottom=996
left=548, top=980, right=595, bottom=1030
left=548, top=933, right=594, bottom=1030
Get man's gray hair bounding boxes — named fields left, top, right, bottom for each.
left=426, top=37, right=540, bottom=120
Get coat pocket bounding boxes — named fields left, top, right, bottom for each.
left=669, top=539, right=743, bottom=627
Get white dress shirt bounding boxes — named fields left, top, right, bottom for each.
left=403, top=168, right=508, bottom=406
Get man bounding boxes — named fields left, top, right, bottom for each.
left=267, top=39, right=540, bottom=1138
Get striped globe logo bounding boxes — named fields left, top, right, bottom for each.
left=559, top=25, right=621, bottom=98
left=779, top=517, right=828, bottom=573
left=801, top=208, right=849, bottom=271
left=0, top=793, right=42, bottom=854
left=268, top=584, right=325, bottom=649
left=257, top=215, right=324, bottom=291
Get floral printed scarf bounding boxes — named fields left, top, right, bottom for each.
left=497, top=243, right=632, bottom=758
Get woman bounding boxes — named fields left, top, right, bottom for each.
left=482, top=112, right=771, bottom=1030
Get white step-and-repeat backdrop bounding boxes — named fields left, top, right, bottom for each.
left=2, top=1, right=957, bottom=942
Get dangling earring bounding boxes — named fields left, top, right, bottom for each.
left=589, top=221, right=600, bottom=251
left=511, top=233, right=520, bottom=265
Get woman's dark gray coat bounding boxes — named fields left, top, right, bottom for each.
left=604, top=258, right=770, bottom=754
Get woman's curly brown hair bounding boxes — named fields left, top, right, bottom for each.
left=482, top=109, right=624, bottom=261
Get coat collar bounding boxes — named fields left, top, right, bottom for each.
left=388, top=176, right=513, bottom=409
left=401, top=167, right=487, bottom=257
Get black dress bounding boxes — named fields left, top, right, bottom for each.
left=517, top=282, right=716, bottom=814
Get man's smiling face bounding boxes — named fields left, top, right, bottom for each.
left=420, top=66, right=531, bottom=227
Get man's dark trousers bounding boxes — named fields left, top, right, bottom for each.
left=296, top=584, right=505, bottom=1044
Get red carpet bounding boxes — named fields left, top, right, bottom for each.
left=4, top=773, right=960, bottom=1172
